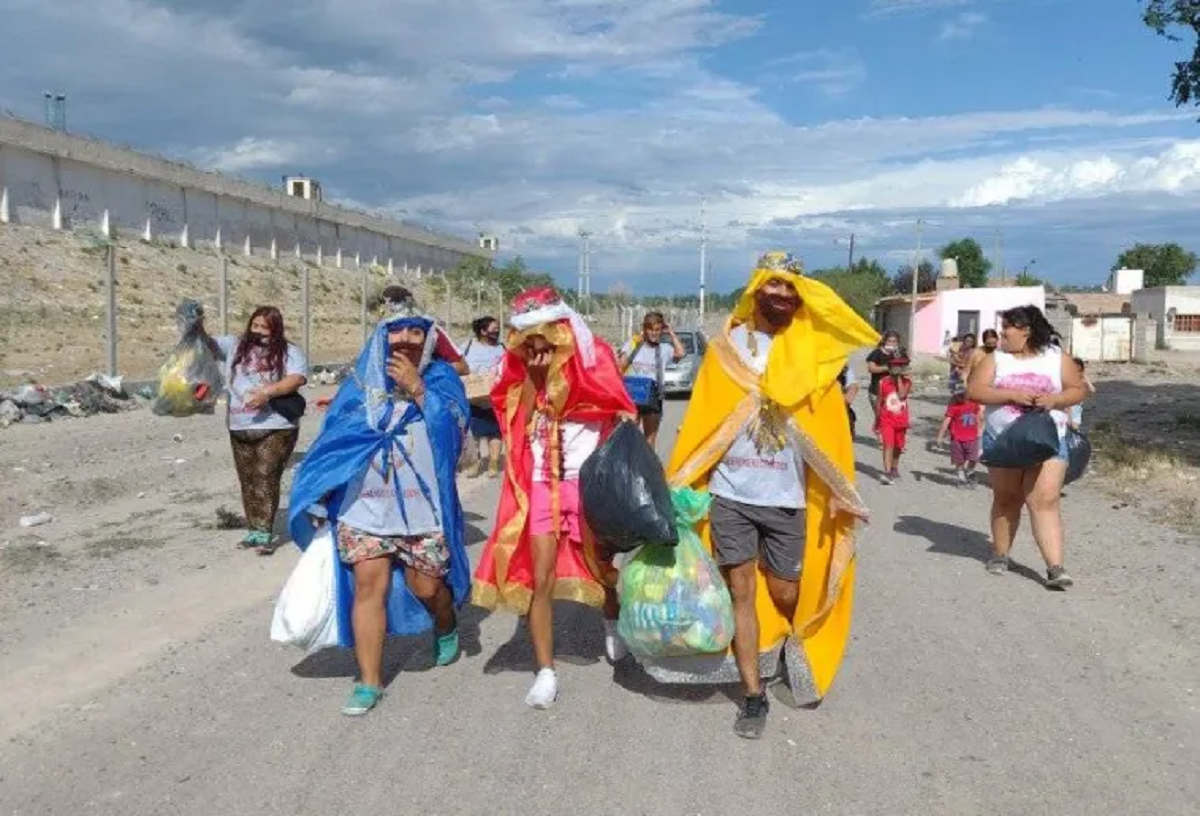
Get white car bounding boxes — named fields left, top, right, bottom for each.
left=660, top=330, right=708, bottom=397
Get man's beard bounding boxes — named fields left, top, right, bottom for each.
left=392, top=343, right=423, bottom=365
left=756, top=294, right=799, bottom=327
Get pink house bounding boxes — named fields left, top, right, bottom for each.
left=873, top=284, right=1045, bottom=355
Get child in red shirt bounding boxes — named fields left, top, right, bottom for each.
left=936, top=381, right=983, bottom=484
left=877, top=356, right=911, bottom=485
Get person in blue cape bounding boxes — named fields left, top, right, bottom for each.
left=288, top=309, right=470, bottom=716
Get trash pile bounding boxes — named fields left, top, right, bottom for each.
left=0, top=374, right=136, bottom=428
left=310, top=364, right=350, bottom=386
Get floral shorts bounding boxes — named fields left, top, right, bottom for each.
left=336, top=525, right=450, bottom=578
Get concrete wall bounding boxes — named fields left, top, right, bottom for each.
left=934, top=286, right=1044, bottom=353
left=1132, top=286, right=1200, bottom=351
left=0, top=117, right=492, bottom=273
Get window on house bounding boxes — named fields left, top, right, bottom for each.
left=1174, top=314, right=1200, bottom=333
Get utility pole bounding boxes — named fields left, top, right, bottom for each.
left=577, top=230, right=586, bottom=305
left=995, top=228, right=1005, bottom=285
left=847, top=232, right=856, bottom=270
left=699, top=196, right=708, bottom=324
left=582, top=230, right=592, bottom=316
left=908, top=219, right=924, bottom=354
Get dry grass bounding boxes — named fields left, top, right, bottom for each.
left=1089, top=420, right=1198, bottom=533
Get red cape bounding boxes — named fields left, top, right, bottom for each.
left=472, top=329, right=635, bottom=613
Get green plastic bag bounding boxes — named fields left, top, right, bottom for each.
left=617, top=487, right=735, bottom=658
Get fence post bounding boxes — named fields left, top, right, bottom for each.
left=106, top=243, right=118, bottom=376
left=360, top=263, right=368, bottom=347
left=219, top=254, right=229, bottom=336
left=301, top=264, right=311, bottom=365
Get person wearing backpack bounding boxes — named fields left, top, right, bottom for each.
left=618, top=311, right=685, bottom=449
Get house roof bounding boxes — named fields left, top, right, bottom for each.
left=1062, top=293, right=1131, bottom=315
left=874, top=293, right=938, bottom=307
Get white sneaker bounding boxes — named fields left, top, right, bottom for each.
left=525, top=668, right=558, bottom=709
left=604, top=619, right=629, bottom=662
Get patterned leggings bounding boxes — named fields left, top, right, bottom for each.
left=229, top=428, right=300, bottom=533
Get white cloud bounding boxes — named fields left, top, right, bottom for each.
left=939, top=11, right=988, bottom=41
left=194, top=138, right=315, bottom=173
left=765, top=49, right=867, bottom=96
left=1, top=0, right=1198, bottom=291
left=866, top=0, right=973, bottom=19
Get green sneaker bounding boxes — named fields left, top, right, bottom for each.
left=434, top=629, right=460, bottom=667
left=252, top=531, right=278, bottom=555
left=341, top=683, right=384, bottom=716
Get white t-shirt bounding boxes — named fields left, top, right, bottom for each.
left=530, top=414, right=603, bottom=483
left=216, top=336, right=308, bottom=432
left=709, top=326, right=805, bottom=510
left=621, top=340, right=667, bottom=383
left=463, top=340, right=505, bottom=376
left=984, top=348, right=1068, bottom=440
left=338, top=407, right=442, bottom=537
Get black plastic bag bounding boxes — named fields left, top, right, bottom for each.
left=980, top=410, right=1060, bottom=469
left=580, top=421, right=678, bottom=553
left=1064, top=429, right=1091, bottom=485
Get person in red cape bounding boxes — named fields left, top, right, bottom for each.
left=473, top=286, right=636, bottom=709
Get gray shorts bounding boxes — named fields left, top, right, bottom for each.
left=709, top=495, right=806, bottom=580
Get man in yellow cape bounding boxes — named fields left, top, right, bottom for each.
left=661, top=251, right=878, bottom=738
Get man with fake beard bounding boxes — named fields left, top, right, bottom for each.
left=664, top=251, right=878, bottom=739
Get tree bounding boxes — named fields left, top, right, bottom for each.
left=813, top=258, right=893, bottom=318
left=1015, top=271, right=1044, bottom=287
left=892, top=260, right=937, bottom=296
left=1113, top=242, right=1198, bottom=287
left=938, top=237, right=991, bottom=289
left=1144, top=1, right=1200, bottom=111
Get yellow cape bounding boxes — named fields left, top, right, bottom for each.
left=666, top=259, right=879, bottom=702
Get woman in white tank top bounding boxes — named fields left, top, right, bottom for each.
left=967, top=306, right=1087, bottom=590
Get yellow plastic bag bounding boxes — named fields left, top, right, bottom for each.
left=152, top=301, right=224, bottom=417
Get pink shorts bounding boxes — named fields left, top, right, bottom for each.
left=529, top=479, right=582, bottom=542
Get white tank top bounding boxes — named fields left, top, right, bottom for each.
left=985, top=348, right=1067, bottom=440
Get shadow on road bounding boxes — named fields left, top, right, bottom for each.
left=610, top=659, right=735, bottom=706
left=892, top=515, right=1044, bottom=585
left=855, top=460, right=887, bottom=483
left=481, top=601, right=607, bottom=675
left=289, top=602, right=491, bottom=684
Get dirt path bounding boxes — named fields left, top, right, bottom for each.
left=0, top=392, right=1197, bottom=815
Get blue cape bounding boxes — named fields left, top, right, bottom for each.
left=288, top=316, right=470, bottom=646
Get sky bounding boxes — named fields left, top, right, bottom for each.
left=2, top=0, right=1199, bottom=295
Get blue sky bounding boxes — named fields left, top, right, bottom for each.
left=2, top=0, right=1199, bottom=294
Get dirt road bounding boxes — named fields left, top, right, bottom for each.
left=1, top=391, right=1197, bottom=815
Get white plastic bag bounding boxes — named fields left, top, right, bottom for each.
left=270, top=525, right=341, bottom=653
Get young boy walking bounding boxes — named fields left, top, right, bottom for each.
left=936, top=381, right=982, bottom=484
left=877, top=356, right=911, bottom=485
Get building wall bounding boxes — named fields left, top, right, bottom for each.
left=934, top=286, right=1044, bottom=352
left=0, top=117, right=492, bottom=272
left=1132, top=287, right=1200, bottom=350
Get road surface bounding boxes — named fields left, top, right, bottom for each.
left=0, top=387, right=1197, bottom=815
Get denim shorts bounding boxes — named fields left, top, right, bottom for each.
left=982, top=430, right=1069, bottom=464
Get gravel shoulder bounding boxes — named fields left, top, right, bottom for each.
left=0, top=391, right=1197, bottom=815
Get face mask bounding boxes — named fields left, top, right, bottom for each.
left=883, top=344, right=898, bottom=353
left=252, top=332, right=270, bottom=346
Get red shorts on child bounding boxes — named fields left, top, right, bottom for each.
left=881, top=424, right=907, bottom=452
